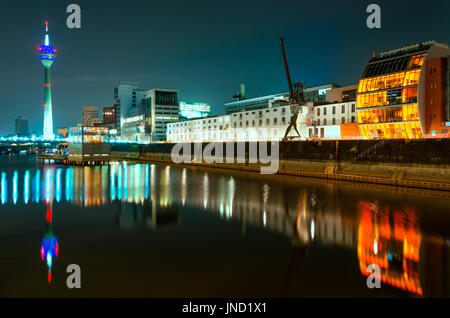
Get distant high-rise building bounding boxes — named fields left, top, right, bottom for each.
left=15, top=117, right=29, bottom=136
left=56, top=127, right=68, bottom=138
left=144, top=89, right=179, bottom=141
left=37, top=21, right=56, bottom=140
left=114, top=82, right=146, bottom=135
left=82, top=106, right=101, bottom=126
left=103, top=105, right=117, bottom=123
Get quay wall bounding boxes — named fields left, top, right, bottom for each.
left=104, top=139, right=450, bottom=190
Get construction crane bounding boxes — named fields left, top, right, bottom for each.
left=280, top=38, right=305, bottom=141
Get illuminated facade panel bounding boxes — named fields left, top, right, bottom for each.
left=179, top=101, right=211, bottom=119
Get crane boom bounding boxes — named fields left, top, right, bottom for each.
left=280, top=38, right=294, bottom=100
left=279, top=37, right=304, bottom=141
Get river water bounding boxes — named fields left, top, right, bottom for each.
left=0, top=155, right=449, bottom=297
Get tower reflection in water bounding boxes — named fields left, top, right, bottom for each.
left=0, top=162, right=448, bottom=296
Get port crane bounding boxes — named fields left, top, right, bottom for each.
left=280, top=38, right=306, bottom=141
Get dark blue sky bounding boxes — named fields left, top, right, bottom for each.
left=0, top=0, right=448, bottom=135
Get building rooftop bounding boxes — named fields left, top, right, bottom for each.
left=225, top=83, right=340, bottom=106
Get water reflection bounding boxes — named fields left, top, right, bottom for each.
left=357, top=201, right=422, bottom=295
left=0, top=162, right=449, bottom=296
left=40, top=200, right=59, bottom=284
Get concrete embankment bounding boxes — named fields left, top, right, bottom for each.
left=105, top=139, right=450, bottom=191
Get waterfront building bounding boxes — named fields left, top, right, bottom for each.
left=37, top=21, right=56, bottom=139
left=82, top=106, right=101, bottom=126
left=356, top=41, right=450, bottom=139
left=67, top=126, right=110, bottom=160
left=168, top=92, right=359, bottom=142
left=168, top=115, right=231, bottom=143
left=114, top=82, right=147, bottom=135
left=121, top=108, right=151, bottom=143
left=14, top=116, right=28, bottom=136
left=179, top=101, right=211, bottom=120
left=306, top=101, right=359, bottom=139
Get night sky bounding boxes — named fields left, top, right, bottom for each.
left=0, top=0, right=448, bottom=135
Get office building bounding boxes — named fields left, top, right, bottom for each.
left=103, top=105, right=117, bottom=124
left=82, top=106, right=101, bottom=126
left=356, top=41, right=450, bottom=139
left=120, top=99, right=151, bottom=143
left=15, top=117, right=29, bottom=136
left=143, top=89, right=179, bottom=141
left=114, top=82, right=147, bottom=135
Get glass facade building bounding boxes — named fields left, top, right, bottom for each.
left=357, top=41, right=450, bottom=139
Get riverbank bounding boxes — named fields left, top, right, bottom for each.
left=127, top=153, right=450, bottom=191
left=39, top=139, right=450, bottom=191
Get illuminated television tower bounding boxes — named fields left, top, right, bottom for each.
left=37, top=21, right=57, bottom=140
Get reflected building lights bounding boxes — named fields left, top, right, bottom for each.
left=110, top=164, right=116, bottom=201
left=117, top=164, right=122, bottom=200
left=24, top=170, right=30, bottom=204
left=45, top=169, right=54, bottom=203
left=123, top=163, right=128, bottom=201
left=1, top=172, right=6, bottom=205
left=228, top=177, right=235, bottom=216
left=65, top=168, right=73, bottom=202
left=35, top=170, right=40, bottom=203
left=150, top=164, right=155, bottom=203
left=13, top=171, right=18, bottom=205
left=144, top=164, right=149, bottom=200
left=101, top=166, right=108, bottom=204
left=56, top=168, right=62, bottom=202
left=181, top=168, right=187, bottom=206
left=203, top=173, right=208, bottom=209
left=357, top=201, right=423, bottom=295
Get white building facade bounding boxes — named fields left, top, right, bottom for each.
left=168, top=98, right=358, bottom=143
left=306, top=101, right=357, bottom=139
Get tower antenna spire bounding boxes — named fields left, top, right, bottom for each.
left=44, top=21, right=49, bottom=46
